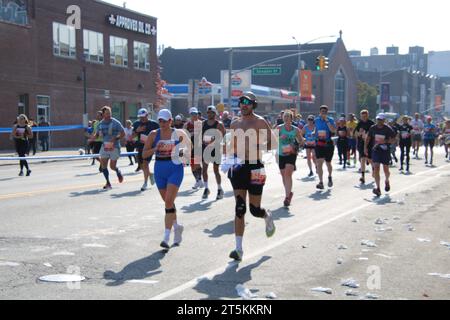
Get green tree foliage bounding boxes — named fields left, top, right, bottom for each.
left=357, top=81, right=378, bottom=116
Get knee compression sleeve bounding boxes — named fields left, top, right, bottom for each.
left=165, top=208, right=176, bottom=215
left=250, top=204, right=266, bottom=218
left=235, top=196, right=246, bottom=219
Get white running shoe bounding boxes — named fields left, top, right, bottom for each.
left=265, top=210, right=276, bottom=238
left=192, top=181, right=200, bottom=190
left=173, top=225, right=184, bottom=246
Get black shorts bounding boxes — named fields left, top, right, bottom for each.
left=358, top=142, right=372, bottom=159
left=372, top=147, right=390, bottom=165
left=228, top=161, right=266, bottom=196
left=423, top=139, right=435, bottom=148
left=278, top=154, right=297, bottom=171
left=137, top=147, right=153, bottom=163
left=92, top=141, right=103, bottom=154
left=315, top=143, right=334, bottom=162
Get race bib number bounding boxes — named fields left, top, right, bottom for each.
left=401, top=132, right=410, bottom=139
left=318, top=130, right=327, bottom=140
left=104, top=142, right=114, bottom=151
left=140, top=134, right=148, bottom=144
left=375, top=134, right=385, bottom=144
left=157, top=140, right=175, bottom=158
left=282, top=145, right=294, bottom=155
left=250, top=169, right=266, bottom=186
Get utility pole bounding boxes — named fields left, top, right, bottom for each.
left=227, top=48, right=233, bottom=110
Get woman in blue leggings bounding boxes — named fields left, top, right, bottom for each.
left=143, top=109, right=191, bottom=249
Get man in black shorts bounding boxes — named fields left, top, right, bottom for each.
left=365, top=113, right=396, bottom=197
left=227, top=92, right=276, bottom=261
left=355, top=109, right=375, bottom=184
left=133, top=108, right=159, bottom=191
left=202, top=105, right=226, bottom=200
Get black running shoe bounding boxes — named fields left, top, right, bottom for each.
left=372, top=188, right=381, bottom=197
left=216, top=189, right=224, bottom=200
left=385, top=182, right=391, bottom=192
left=160, top=241, right=170, bottom=249
left=202, top=188, right=210, bottom=199
left=316, top=182, right=325, bottom=190
left=26, top=170, right=31, bottom=176
left=328, top=176, right=333, bottom=188
left=229, top=249, right=243, bottom=261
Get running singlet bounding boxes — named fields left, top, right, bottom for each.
left=347, top=120, right=358, bottom=137
left=304, top=126, right=316, bottom=147
left=411, top=119, right=424, bottom=135
left=14, top=125, right=29, bottom=141
left=202, top=120, right=219, bottom=146
left=337, top=126, right=348, bottom=140
left=423, top=123, right=436, bottom=140
left=278, top=125, right=298, bottom=156
left=315, top=117, right=335, bottom=146
left=398, top=124, right=413, bottom=142
left=153, top=129, right=180, bottom=160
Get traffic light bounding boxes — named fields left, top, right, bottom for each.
left=315, top=57, right=321, bottom=71
left=323, top=56, right=329, bottom=70
left=315, top=56, right=328, bottom=71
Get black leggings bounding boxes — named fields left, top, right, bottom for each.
left=126, top=142, right=136, bottom=163
left=337, top=140, right=348, bottom=164
left=400, top=142, right=411, bottom=168
left=15, top=140, right=29, bottom=172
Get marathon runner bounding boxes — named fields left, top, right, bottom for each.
left=314, top=105, right=337, bottom=190
left=347, top=114, right=358, bottom=167
left=201, top=105, right=226, bottom=200
left=336, top=117, right=349, bottom=169
left=411, top=113, right=424, bottom=159
left=133, top=108, right=159, bottom=191
left=184, top=107, right=204, bottom=190
left=355, top=109, right=375, bottom=184
left=91, top=110, right=104, bottom=169
left=276, top=110, right=303, bottom=207
left=388, top=118, right=399, bottom=166
left=442, top=119, right=450, bottom=161
left=226, top=92, right=276, bottom=261
left=397, top=116, right=413, bottom=173
left=365, top=113, right=396, bottom=197
left=302, top=115, right=317, bottom=177
left=222, top=111, right=232, bottom=130
left=142, top=109, right=191, bottom=249
left=95, top=106, right=125, bottom=190
left=423, top=116, right=437, bottom=166
left=12, top=114, right=33, bottom=176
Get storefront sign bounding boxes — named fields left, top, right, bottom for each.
left=107, top=14, right=156, bottom=36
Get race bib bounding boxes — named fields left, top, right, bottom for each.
left=104, top=142, right=114, bottom=151
left=251, top=169, right=266, bottom=186
left=16, top=128, right=25, bottom=135
left=401, top=132, right=410, bottom=139
left=375, top=134, right=385, bottom=144
left=306, top=140, right=316, bottom=146
left=140, top=134, right=148, bottom=144
left=156, top=140, right=176, bottom=158
left=318, top=130, right=327, bottom=140
left=282, top=145, right=294, bottom=155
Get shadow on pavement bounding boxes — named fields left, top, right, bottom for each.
left=270, top=207, right=295, bottom=221
left=181, top=200, right=213, bottom=214
left=75, top=172, right=99, bottom=178
left=354, top=182, right=375, bottom=190
left=308, top=190, right=332, bottom=201
left=110, top=190, right=143, bottom=199
left=103, top=250, right=166, bottom=286
left=70, top=189, right=105, bottom=197
left=204, top=220, right=234, bottom=238
left=0, top=177, right=15, bottom=182
left=193, top=256, right=271, bottom=300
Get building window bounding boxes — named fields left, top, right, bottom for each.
left=0, top=0, right=28, bottom=25
left=53, top=22, right=76, bottom=59
left=134, top=41, right=150, bottom=71
left=83, top=30, right=104, bottom=64
left=334, top=70, right=346, bottom=115
left=110, top=36, right=128, bottom=67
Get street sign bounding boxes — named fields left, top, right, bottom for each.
left=252, top=67, right=282, bottom=76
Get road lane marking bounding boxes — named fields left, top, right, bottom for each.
left=0, top=178, right=143, bottom=200
left=149, top=163, right=450, bottom=300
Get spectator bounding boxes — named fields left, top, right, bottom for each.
left=173, top=115, right=185, bottom=129
left=38, top=117, right=50, bottom=152
left=28, top=118, right=38, bottom=155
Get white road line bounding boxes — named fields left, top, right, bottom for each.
left=149, top=163, right=450, bottom=300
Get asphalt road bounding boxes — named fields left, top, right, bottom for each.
left=0, top=147, right=449, bottom=300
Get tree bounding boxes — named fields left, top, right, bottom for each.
left=357, top=81, right=378, bottom=116
left=154, top=64, right=168, bottom=110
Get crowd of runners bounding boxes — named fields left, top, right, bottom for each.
left=9, top=92, right=450, bottom=261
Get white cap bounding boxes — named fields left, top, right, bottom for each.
left=158, top=109, right=172, bottom=121
left=376, top=113, right=386, bottom=120
left=207, top=105, right=218, bottom=115
left=137, top=108, right=148, bottom=117
left=175, top=115, right=182, bottom=121
left=189, top=107, right=199, bottom=114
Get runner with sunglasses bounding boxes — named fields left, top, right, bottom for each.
left=226, top=92, right=276, bottom=261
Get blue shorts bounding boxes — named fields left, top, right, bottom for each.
left=348, top=138, right=357, bottom=149
left=154, top=160, right=184, bottom=190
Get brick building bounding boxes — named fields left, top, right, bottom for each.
left=0, top=0, right=158, bottom=150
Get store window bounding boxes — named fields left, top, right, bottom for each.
left=134, top=41, right=150, bottom=71
left=0, top=0, right=28, bottom=25
left=334, top=69, right=346, bottom=115
left=53, top=22, right=76, bottom=59
left=83, top=30, right=104, bottom=64
left=110, top=36, right=128, bottom=67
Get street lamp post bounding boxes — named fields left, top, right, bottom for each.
left=292, top=36, right=301, bottom=115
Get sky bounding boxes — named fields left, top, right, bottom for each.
left=103, top=0, right=448, bottom=55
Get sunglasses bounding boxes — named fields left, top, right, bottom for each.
left=239, top=98, right=253, bottom=105
left=159, top=119, right=170, bottom=123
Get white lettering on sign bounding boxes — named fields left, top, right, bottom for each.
left=107, top=14, right=156, bottom=36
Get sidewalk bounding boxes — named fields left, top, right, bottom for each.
left=0, top=148, right=100, bottom=166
